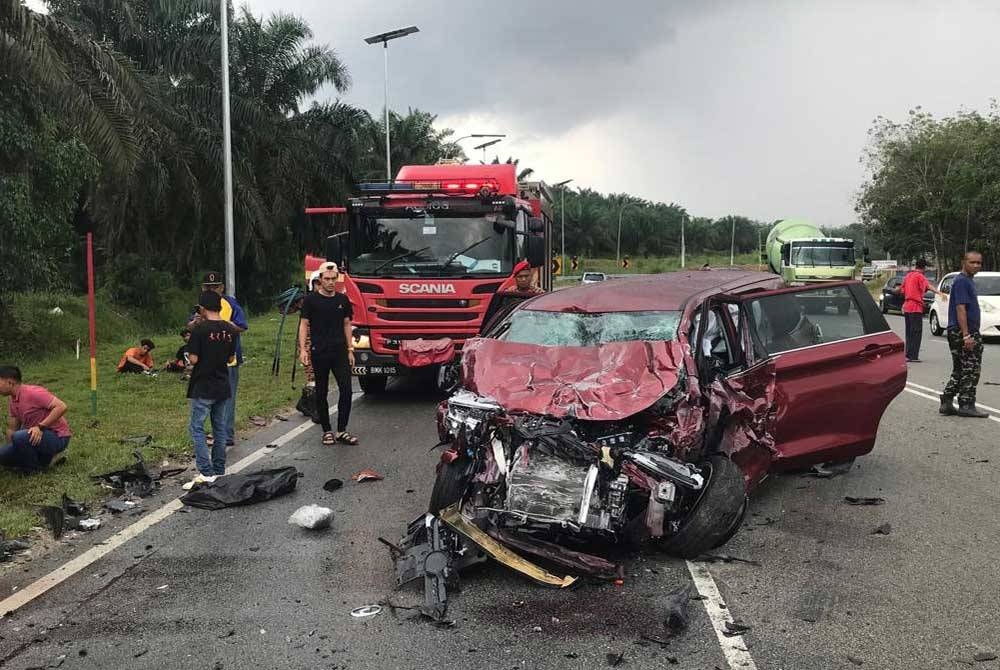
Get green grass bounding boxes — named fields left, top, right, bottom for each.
left=0, top=306, right=301, bottom=538
left=554, top=253, right=765, bottom=285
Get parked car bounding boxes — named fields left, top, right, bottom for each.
left=879, top=269, right=937, bottom=314
left=928, top=271, right=1000, bottom=338
left=402, top=270, right=905, bottom=599
left=581, top=271, right=607, bottom=284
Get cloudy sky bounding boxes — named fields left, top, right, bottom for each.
left=87, top=0, right=1000, bottom=226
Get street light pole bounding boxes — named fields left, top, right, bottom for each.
left=730, top=218, right=736, bottom=266
left=220, top=0, right=235, bottom=295
left=473, top=138, right=502, bottom=163
left=554, top=179, right=573, bottom=275
left=681, top=214, right=686, bottom=269
left=617, top=201, right=639, bottom=265
left=364, top=26, right=419, bottom=182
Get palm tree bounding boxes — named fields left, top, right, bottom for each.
left=1, top=0, right=144, bottom=170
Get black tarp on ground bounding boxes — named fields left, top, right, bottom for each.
left=180, top=467, right=300, bottom=510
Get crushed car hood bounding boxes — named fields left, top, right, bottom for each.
left=461, top=338, right=685, bottom=420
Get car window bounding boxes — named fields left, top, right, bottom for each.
left=940, top=274, right=956, bottom=294
left=747, top=286, right=867, bottom=355
left=500, top=309, right=681, bottom=346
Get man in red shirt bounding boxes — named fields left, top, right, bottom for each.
left=0, top=366, right=71, bottom=472
left=896, top=259, right=945, bottom=362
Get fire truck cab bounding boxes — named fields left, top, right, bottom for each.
left=306, top=163, right=553, bottom=393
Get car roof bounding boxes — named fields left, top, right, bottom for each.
left=527, top=270, right=781, bottom=312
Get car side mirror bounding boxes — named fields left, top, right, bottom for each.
left=526, top=235, right=545, bottom=267
left=324, top=234, right=347, bottom=270
left=528, top=217, right=545, bottom=233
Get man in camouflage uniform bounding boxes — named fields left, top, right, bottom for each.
left=941, top=251, right=988, bottom=418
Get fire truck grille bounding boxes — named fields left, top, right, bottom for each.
left=382, top=298, right=474, bottom=308
left=379, top=311, right=478, bottom=322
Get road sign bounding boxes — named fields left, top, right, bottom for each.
left=552, top=257, right=562, bottom=275
left=570, top=256, right=579, bottom=271
left=622, top=257, right=630, bottom=269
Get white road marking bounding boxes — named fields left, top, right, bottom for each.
left=686, top=560, right=760, bottom=670
left=0, top=395, right=360, bottom=618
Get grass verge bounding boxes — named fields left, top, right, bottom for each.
left=554, top=253, right=766, bottom=286
left=0, top=309, right=300, bottom=538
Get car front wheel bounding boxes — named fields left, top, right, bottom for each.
left=657, top=456, right=748, bottom=559
left=880, top=298, right=888, bottom=314
left=929, top=311, right=944, bottom=337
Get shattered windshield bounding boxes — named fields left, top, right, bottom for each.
left=790, top=243, right=855, bottom=267
left=499, top=310, right=681, bottom=346
left=349, top=212, right=515, bottom=277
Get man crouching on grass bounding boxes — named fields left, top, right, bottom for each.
left=183, top=291, right=236, bottom=489
left=0, top=366, right=71, bottom=473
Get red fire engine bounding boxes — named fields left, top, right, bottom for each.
left=305, top=162, right=553, bottom=393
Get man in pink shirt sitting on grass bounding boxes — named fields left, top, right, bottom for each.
left=0, top=365, right=72, bottom=473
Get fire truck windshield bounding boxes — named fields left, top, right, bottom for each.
left=349, top=212, right=516, bottom=277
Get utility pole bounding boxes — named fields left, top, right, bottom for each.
left=220, top=0, right=235, bottom=295
left=730, top=218, right=736, bottom=266
left=554, top=179, right=573, bottom=277
left=680, top=214, right=686, bottom=269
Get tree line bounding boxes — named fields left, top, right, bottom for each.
left=857, top=106, right=1000, bottom=272
left=6, top=0, right=900, bottom=317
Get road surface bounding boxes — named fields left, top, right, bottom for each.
left=1, top=313, right=999, bottom=669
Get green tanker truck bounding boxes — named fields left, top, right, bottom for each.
left=765, top=218, right=857, bottom=284
left=764, top=218, right=861, bottom=315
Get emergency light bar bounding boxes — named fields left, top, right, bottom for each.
left=356, top=179, right=501, bottom=196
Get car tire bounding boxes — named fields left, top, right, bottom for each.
left=657, top=456, right=748, bottom=559
left=880, top=298, right=888, bottom=314
left=358, top=374, right=388, bottom=394
left=428, top=458, right=470, bottom=514
left=929, top=311, right=944, bottom=337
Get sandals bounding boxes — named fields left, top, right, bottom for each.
left=336, top=431, right=359, bottom=445
left=322, top=431, right=358, bottom=446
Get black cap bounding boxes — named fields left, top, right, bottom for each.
left=201, top=271, right=224, bottom=285
left=199, top=290, right=223, bottom=311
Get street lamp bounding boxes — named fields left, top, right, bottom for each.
left=554, top=179, right=572, bottom=275
left=454, top=133, right=505, bottom=143
left=220, top=0, right=235, bottom=295
left=474, top=137, right=502, bottom=163
left=364, top=26, right=419, bottom=182
left=617, top=201, right=641, bottom=265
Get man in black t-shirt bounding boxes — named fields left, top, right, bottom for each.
left=298, top=262, right=358, bottom=446
left=185, top=291, right=236, bottom=485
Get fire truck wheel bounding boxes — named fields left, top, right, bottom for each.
left=358, top=374, right=388, bottom=394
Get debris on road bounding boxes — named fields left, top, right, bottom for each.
left=288, top=505, right=334, bottom=530
left=105, top=499, right=138, bottom=513
left=70, top=518, right=101, bottom=531
left=722, top=620, right=752, bottom=637
left=250, top=415, right=268, bottom=427
left=606, top=651, right=626, bottom=666
left=92, top=450, right=155, bottom=498
left=805, top=460, right=854, bottom=478
left=846, top=655, right=864, bottom=666
left=323, top=478, right=344, bottom=492
left=352, top=469, right=384, bottom=483
left=844, top=496, right=885, bottom=506
left=180, top=467, right=299, bottom=510
left=871, top=523, right=892, bottom=535
left=974, top=652, right=998, bottom=662
left=350, top=605, right=382, bottom=618
left=1, top=538, right=30, bottom=562
left=663, top=584, right=693, bottom=634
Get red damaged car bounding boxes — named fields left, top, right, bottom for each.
left=412, top=270, right=904, bottom=593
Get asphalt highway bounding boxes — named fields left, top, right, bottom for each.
left=1, top=313, right=998, bottom=669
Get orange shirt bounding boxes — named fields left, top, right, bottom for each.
left=117, top=347, right=153, bottom=371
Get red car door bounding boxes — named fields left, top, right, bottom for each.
left=737, top=282, right=906, bottom=469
